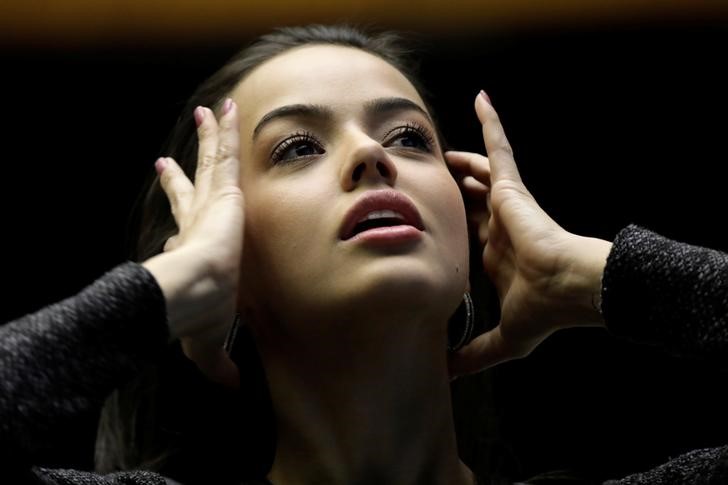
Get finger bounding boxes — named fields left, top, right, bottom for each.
left=163, top=235, right=179, bottom=252
left=445, top=151, right=491, bottom=186
left=465, top=211, right=489, bottom=247
left=465, top=204, right=489, bottom=224
left=478, top=218, right=489, bottom=245
left=211, top=98, right=241, bottom=192
left=193, top=106, right=219, bottom=201
left=474, top=92, right=523, bottom=185
left=448, top=325, right=514, bottom=377
left=461, top=175, right=489, bottom=200
left=156, top=157, right=194, bottom=225
left=464, top=198, right=489, bottom=223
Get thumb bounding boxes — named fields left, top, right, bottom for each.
left=448, top=325, right=511, bottom=378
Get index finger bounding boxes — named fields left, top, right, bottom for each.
left=474, top=91, right=523, bottom=185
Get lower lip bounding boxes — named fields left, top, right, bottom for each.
left=345, top=225, right=423, bottom=246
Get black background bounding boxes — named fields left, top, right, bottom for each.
left=2, top=18, right=727, bottom=481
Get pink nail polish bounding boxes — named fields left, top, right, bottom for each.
left=222, top=98, right=233, bottom=115
left=193, top=106, right=204, bottom=127
left=154, top=157, right=167, bottom=174
left=479, top=90, right=492, bottom=106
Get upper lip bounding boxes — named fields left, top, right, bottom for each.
left=339, top=189, right=425, bottom=240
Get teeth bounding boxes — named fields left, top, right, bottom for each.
left=357, top=210, right=405, bottom=223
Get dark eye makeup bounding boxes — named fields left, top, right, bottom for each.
left=270, top=130, right=325, bottom=164
left=269, top=121, right=436, bottom=165
left=382, top=122, right=435, bottom=152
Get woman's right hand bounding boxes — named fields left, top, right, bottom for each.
left=142, top=98, right=244, bottom=389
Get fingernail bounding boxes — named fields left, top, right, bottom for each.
left=479, top=90, right=492, bottom=106
left=222, top=98, right=233, bottom=115
left=154, top=157, right=167, bottom=174
left=193, top=106, right=204, bottom=127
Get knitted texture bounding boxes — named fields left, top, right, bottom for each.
left=0, top=262, right=168, bottom=472
left=34, top=468, right=169, bottom=485
left=603, top=446, right=728, bottom=485
left=600, top=225, right=728, bottom=484
left=602, top=225, right=728, bottom=365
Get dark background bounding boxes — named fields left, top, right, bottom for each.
left=2, top=15, right=727, bottom=482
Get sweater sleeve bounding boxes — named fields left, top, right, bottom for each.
left=601, top=224, right=728, bottom=365
left=603, top=446, right=728, bottom=485
left=600, top=225, right=728, bottom=484
left=0, top=261, right=169, bottom=467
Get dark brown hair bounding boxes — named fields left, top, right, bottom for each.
left=96, top=24, right=503, bottom=484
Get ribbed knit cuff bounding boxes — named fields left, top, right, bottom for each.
left=601, top=225, right=728, bottom=364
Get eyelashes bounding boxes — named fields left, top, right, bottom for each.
left=269, top=122, right=436, bottom=165
left=382, top=122, right=435, bottom=151
left=270, top=130, right=323, bottom=164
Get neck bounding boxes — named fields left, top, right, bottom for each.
left=255, top=312, right=475, bottom=485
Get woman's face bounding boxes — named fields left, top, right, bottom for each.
left=233, top=45, right=468, bottom=334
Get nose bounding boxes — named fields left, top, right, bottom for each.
left=339, top=132, right=398, bottom=191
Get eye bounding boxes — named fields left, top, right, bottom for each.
left=383, top=123, right=435, bottom=152
left=271, top=131, right=325, bottom=164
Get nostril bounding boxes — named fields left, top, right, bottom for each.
left=376, top=161, right=391, bottom=179
left=352, top=163, right=365, bottom=182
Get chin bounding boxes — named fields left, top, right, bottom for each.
left=337, top=255, right=465, bottom=316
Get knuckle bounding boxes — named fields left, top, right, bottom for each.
left=163, top=235, right=179, bottom=252
left=197, top=123, right=215, bottom=140
left=490, top=143, right=513, bottom=159
left=493, top=179, right=529, bottom=199
left=215, top=186, right=244, bottom=200
left=168, top=197, right=184, bottom=217
left=199, top=154, right=216, bottom=170
left=159, top=165, right=175, bottom=188
left=216, top=142, right=236, bottom=160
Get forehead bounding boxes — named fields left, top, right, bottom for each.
left=232, top=45, right=425, bottom=136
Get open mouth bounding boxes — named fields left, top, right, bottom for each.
left=349, top=210, right=410, bottom=237
left=339, top=190, right=425, bottom=241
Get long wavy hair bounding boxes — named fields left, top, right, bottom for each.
left=95, top=24, right=506, bottom=484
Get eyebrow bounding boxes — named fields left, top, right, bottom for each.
left=252, top=96, right=432, bottom=141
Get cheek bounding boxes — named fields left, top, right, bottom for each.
left=444, top=184, right=470, bottom=269
left=428, top=168, right=468, bottom=248
left=240, top=178, right=334, bottom=300
left=246, top=193, right=311, bottom=263
left=419, top=166, right=470, bottom=283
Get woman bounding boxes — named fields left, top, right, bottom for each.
left=1, top=24, right=727, bottom=485
left=107, top=25, right=485, bottom=484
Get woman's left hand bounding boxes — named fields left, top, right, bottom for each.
left=445, top=92, right=612, bottom=378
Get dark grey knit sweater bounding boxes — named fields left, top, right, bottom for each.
left=1, top=225, right=727, bottom=484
